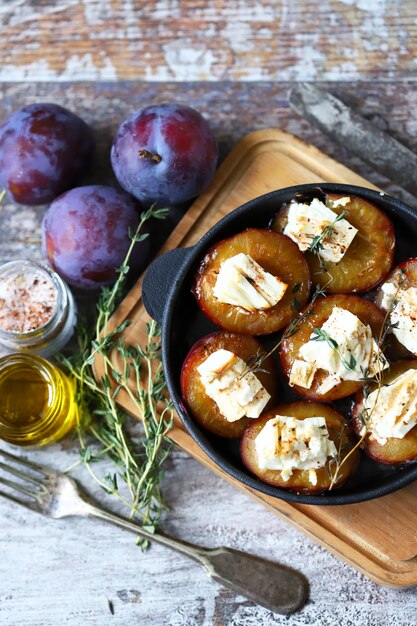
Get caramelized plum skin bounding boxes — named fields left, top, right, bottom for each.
left=194, top=229, right=311, bottom=335
left=111, top=103, right=218, bottom=206
left=180, top=332, right=278, bottom=438
left=42, top=185, right=148, bottom=289
left=272, top=193, right=395, bottom=294
left=241, top=402, right=359, bottom=493
left=0, top=103, right=94, bottom=205
left=376, top=258, right=417, bottom=358
left=280, top=294, right=385, bottom=402
left=352, top=360, right=417, bottom=465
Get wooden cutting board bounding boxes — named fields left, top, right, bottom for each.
left=94, top=129, right=417, bottom=588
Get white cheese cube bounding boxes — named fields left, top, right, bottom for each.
left=316, top=374, right=341, bottom=395
left=289, top=359, right=317, bottom=388
left=283, top=197, right=358, bottom=263
left=330, top=196, right=351, bottom=208
left=255, top=415, right=337, bottom=483
left=298, top=307, right=388, bottom=384
left=381, top=282, right=417, bottom=355
left=197, top=349, right=270, bottom=422
left=365, top=369, right=417, bottom=444
left=213, top=253, right=287, bottom=312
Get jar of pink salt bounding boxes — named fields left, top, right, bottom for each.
left=0, top=260, right=76, bottom=358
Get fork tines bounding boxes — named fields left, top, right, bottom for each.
left=0, top=448, right=49, bottom=511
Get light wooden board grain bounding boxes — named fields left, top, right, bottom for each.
left=94, top=127, right=417, bottom=587
left=1, top=1, right=417, bottom=82
left=2, top=82, right=417, bottom=624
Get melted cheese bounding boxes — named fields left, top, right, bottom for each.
left=290, top=307, right=388, bottom=392
left=283, top=197, right=358, bottom=263
left=213, top=253, right=287, bottom=312
left=380, top=281, right=417, bottom=355
left=197, top=349, right=270, bottom=422
left=255, top=415, right=337, bottom=483
left=365, top=369, right=417, bottom=444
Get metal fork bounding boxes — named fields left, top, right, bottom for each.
left=0, top=448, right=308, bottom=615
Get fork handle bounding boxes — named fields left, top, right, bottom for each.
left=85, top=502, right=210, bottom=564
left=84, top=503, right=308, bottom=615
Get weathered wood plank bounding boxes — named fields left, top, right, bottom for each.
left=1, top=80, right=416, bottom=261
left=1, top=1, right=416, bottom=82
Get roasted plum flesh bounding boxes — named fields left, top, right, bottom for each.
left=0, top=103, right=94, bottom=205
left=272, top=193, right=395, bottom=293
left=42, top=185, right=148, bottom=289
left=111, top=103, right=218, bottom=206
left=241, top=401, right=359, bottom=493
left=180, top=332, right=278, bottom=438
left=376, top=258, right=417, bottom=358
left=280, top=294, right=385, bottom=402
left=193, top=228, right=311, bottom=335
left=352, top=360, right=417, bottom=465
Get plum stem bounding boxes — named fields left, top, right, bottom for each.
left=138, top=149, right=162, bottom=164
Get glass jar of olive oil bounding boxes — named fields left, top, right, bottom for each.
left=0, top=354, right=77, bottom=446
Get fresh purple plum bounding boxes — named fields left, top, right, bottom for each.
left=41, top=185, right=148, bottom=290
left=0, top=103, right=95, bottom=205
left=111, top=103, right=218, bottom=206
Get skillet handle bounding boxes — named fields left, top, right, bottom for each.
left=142, top=247, right=193, bottom=324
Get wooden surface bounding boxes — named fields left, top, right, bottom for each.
left=1, top=1, right=417, bottom=82
left=2, top=0, right=417, bottom=622
left=2, top=81, right=417, bottom=626
left=95, top=127, right=417, bottom=587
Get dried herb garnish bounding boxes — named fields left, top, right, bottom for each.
left=308, top=209, right=348, bottom=275
left=311, top=328, right=357, bottom=373
left=243, top=284, right=327, bottom=377
left=59, top=206, right=173, bottom=547
left=327, top=277, right=406, bottom=489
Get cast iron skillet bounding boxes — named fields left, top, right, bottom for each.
left=142, top=183, right=417, bottom=505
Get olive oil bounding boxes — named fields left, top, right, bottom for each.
left=0, top=354, right=77, bottom=446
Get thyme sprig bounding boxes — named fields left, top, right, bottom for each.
left=308, top=209, right=348, bottom=256
left=327, top=276, right=406, bottom=489
left=243, top=284, right=327, bottom=376
left=307, top=209, right=348, bottom=275
left=58, top=206, right=173, bottom=547
left=311, top=328, right=357, bottom=373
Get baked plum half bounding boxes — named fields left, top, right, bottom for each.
left=375, top=258, right=417, bottom=358
left=241, top=401, right=359, bottom=493
left=352, top=360, right=417, bottom=465
left=180, top=331, right=278, bottom=438
left=193, top=228, right=311, bottom=335
left=280, top=294, right=386, bottom=402
left=271, top=192, right=395, bottom=293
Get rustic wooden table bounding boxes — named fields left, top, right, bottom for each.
left=1, top=2, right=417, bottom=625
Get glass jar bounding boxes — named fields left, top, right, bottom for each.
left=0, top=259, right=76, bottom=358
left=0, top=353, right=77, bottom=446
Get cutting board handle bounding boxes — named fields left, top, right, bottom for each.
left=142, top=247, right=193, bottom=324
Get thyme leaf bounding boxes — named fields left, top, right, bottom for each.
left=243, top=284, right=326, bottom=376
left=57, top=205, right=173, bottom=546
left=311, top=328, right=357, bottom=373
left=307, top=209, right=348, bottom=276
left=307, top=209, right=348, bottom=255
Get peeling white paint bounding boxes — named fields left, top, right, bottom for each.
left=337, top=0, right=388, bottom=13
left=277, top=45, right=327, bottom=81
left=163, top=41, right=216, bottom=80
left=63, top=53, right=117, bottom=80
left=0, top=60, right=58, bottom=81
left=0, top=0, right=79, bottom=27
left=221, top=20, right=255, bottom=53
left=0, top=54, right=117, bottom=82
